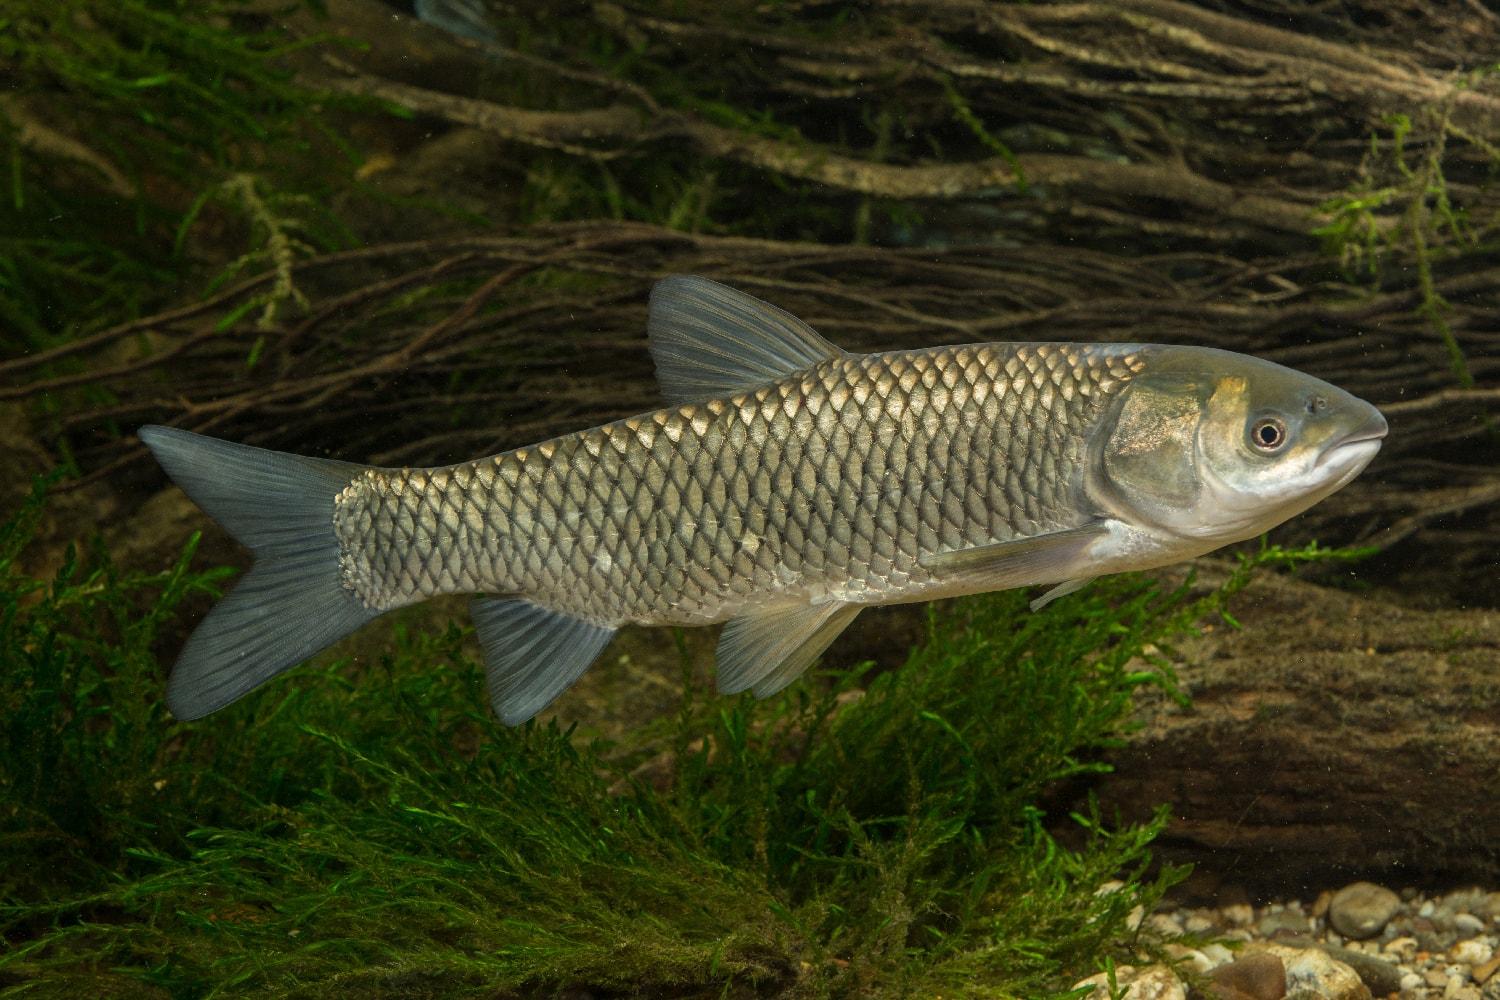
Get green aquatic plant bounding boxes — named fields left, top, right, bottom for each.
left=0, top=0, right=368, bottom=347
left=1314, top=90, right=1500, bottom=390
left=0, top=478, right=1364, bottom=998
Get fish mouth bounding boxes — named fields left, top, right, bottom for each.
left=1317, top=410, right=1388, bottom=468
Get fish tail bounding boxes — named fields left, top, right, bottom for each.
left=138, top=425, right=381, bottom=720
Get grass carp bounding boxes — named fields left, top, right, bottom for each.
left=140, top=276, right=1386, bottom=724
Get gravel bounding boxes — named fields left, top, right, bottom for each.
left=1072, top=883, right=1500, bottom=999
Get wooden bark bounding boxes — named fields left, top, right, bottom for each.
left=1074, top=565, right=1500, bottom=895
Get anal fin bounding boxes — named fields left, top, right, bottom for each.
left=470, top=597, right=616, bottom=726
left=717, top=601, right=861, bottom=699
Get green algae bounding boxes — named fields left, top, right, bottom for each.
left=0, top=477, right=1368, bottom=998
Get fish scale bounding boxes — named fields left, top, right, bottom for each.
left=331, top=344, right=1144, bottom=625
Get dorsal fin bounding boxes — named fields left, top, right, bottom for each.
left=648, top=276, right=847, bottom=405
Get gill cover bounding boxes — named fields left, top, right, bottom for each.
left=1096, top=373, right=1255, bottom=534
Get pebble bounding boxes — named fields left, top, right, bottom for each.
left=1454, top=939, right=1495, bottom=967
left=1459, top=914, right=1489, bottom=938
left=1329, top=881, right=1403, bottom=940
left=1212, top=952, right=1287, bottom=1000
left=1073, top=885, right=1500, bottom=999
left=1071, top=964, right=1185, bottom=1000
left=1323, top=943, right=1403, bottom=996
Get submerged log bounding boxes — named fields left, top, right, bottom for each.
left=1078, top=565, right=1500, bottom=896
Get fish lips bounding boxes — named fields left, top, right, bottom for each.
left=1315, top=409, right=1388, bottom=471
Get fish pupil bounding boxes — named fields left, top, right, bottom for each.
left=1251, top=418, right=1286, bottom=450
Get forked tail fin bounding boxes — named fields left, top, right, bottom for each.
left=138, top=426, right=381, bottom=720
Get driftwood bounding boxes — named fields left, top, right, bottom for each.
left=4, top=224, right=1495, bottom=606
left=1071, top=564, right=1500, bottom=895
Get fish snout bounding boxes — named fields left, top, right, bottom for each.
left=1317, top=402, right=1387, bottom=469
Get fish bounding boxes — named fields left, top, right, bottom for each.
left=139, top=276, right=1387, bottom=725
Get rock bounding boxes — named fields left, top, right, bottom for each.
left=1164, top=944, right=1215, bottom=976
left=1072, top=964, right=1185, bottom=1000
left=1211, top=952, right=1287, bottom=1000
left=1403, top=971, right=1426, bottom=992
left=1475, top=954, right=1500, bottom=985
left=1321, top=944, right=1403, bottom=998
left=1185, top=912, right=1216, bottom=934
left=1224, top=903, right=1256, bottom=927
left=1255, top=944, right=1371, bottom=1000
left=1446, top=983, right=1482, bottom=1000
left=1201, top=943, right=1236, bottom=968
left=1456, top=912, right=1488, bottom=938
left=1382, top=936, right=1419, bottom=962
left=1260, top=910, right=1313, bottom=937
left=1454, top=938, right=1496, bottom=967
left=1147, top=913, right=1185, bottom=937
left=1328, top=882, right=1402, bottom=940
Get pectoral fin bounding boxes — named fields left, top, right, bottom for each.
left=1030, top=577, right=1095, bottom=612
left=470, top=597, right=616, bottom=726
left=716, top=601, right=862, bottom=698
left=919, top=522, right=1109, bottom=595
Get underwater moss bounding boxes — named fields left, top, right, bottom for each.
left=0, top=474, right=1370, bottom=998
left=0, top=0, right=373, bottom=347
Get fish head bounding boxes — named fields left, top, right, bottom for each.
left=1092, top=348, right=1386, bottom=543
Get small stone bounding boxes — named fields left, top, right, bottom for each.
left=1312, top=891, right=1333, bottom=920
left=1164, top=944, right=1214, bottom=976
left=1071, top=964, right=1185, bottom=1000
left=1201, top=943, right=1235, bottom=969
left=1475, top=954, right=1500, bottom=985
left=1323, top=944, right=1404, bottom=997
left=1258, top=944, right=1372, bottom=1000
left=1432, top=969, right=1458, bottom=988
left=1446, top=982, right=1481, bottom=1000
left=1185, top=912, right=1215, bottom=934
left=1224, top=903, right=1255, bottom=927
left=1147, top=912, right=1184, bottom=937
left=1124, top=966, right=1185, bottom=1000
left=1404, top=971, right=1427, bottom=992
left=1456, top=913, right=1488, bottom=938
left=1422, top=900, right=1439, bottom=918
left=1212, top=952, right=1287, bottom=1000
left=1384, top=936, right=1420, bottom=961
left=1260, top=910, right=1313, bottom=937
left=1485, top=893, right=1500, bottom=919
left=1453, top=939, right=1495, bottom=967
left=1329, top=882, right=1403, bottom=941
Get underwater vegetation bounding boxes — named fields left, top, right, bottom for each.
left=0, top=477, right=1360, bottom=998
left=1, top=0, right=1496, bottom=996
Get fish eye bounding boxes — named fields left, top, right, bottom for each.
left=1249, top=416, right=1288, bottom=452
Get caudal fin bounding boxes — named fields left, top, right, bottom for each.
left=138, top=426, right=381, bottom=720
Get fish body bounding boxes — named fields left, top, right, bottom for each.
left=140, top=276, right=1386, bottom=724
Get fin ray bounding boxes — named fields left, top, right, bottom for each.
left=1030, top=577, right=1095, bottom=611
left=138, top=425, right=378, bottom=720
left=471, top=598, right=616, bottom=725
left=648, top=276, right=846, bottom=405
left=717, top=601, right=861, bottom=698
left=919, top=522, right=1110, bottom=595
